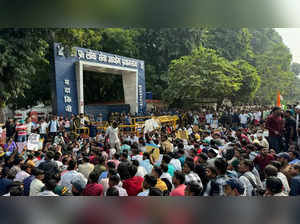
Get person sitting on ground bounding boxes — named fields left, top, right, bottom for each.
left=38, top=151, right=59, bottom=177
left=106, top=187, right=119, bottom=196
left=160, top=163, right=172, bottom=184
left=107, top=174, right=128, bottom=196
left=122, top=164, right=144, bottom=196
left=161, top=154, right=175, bottom=177
left=6, top=181, right=24, bottom=196
left=78, top=155, right=94, bottom=180
left=149, top=187, right=163, bottom=196
left=137, top=174, right=157, bottom=196
left=59, top=159, right=87, bottom=193
left=183, top=158, right=203, bottom=189
left=224, top=178, right=245, bottom=196
left=82, top=171, right=103, bottom=196
left=264, top=177, right=287, bottom=196
left=14, top=163, right=31, bottom=183
left=151, top=166, right=168, bottom=192
left=170, top=171, right=186, bottom=196
left=132, top=160, right=147, bottom=178
left=288, top=151, right=300, bottom=165
left=184, top=181, right=203, bottom=196
left=29, top=168, right=45, bottom=196
left=37, top=179, right=59, bottom=196
left=71, top=179, right=86, bottom=196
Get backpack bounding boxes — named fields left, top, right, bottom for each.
left=243, top=173, right=261, bottom=196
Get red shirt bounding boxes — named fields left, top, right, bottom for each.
left=16, top=124, right=27, bottom=136
left=239, top=134, right=250, bottom=144
left=170, top=184, right=186, bottom=196
left=82, top=183, right=103, bottom=196
left=254, top=154, right=275, bottom=171
left=122, top=176, right=144, bottom=196
left=265, top=115, right=284, bottom=136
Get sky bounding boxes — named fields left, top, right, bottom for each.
left=275, top=28, right=300, bottom=64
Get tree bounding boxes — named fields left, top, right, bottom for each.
left=163, top=46, right=243, bottom=107
left=291, top=62, right=300, bottom=77
left=136, top=28, right=208, bottom=99
left=0, top=29, right=48, bottom=120
left=204, top=28, right=254, bottom=63
left=230, top=60, right=260, bottom=104
left=254, top=42, right=294, bottom=105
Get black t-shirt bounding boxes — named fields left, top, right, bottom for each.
left=285, top=117, right=297, bottom=141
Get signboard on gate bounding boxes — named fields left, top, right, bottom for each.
left=53, top=43, right=146, bottom=116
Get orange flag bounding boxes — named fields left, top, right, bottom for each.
left=276, top=91, right=281, bottom=107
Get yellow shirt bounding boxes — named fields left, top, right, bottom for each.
left=155, top=178, right=168, bottom=192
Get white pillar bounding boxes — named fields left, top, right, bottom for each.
left=122, top=71, right=138, bottom=113
left=76, top=61, right=84, bottom=114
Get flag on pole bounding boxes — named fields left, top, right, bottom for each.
left=276, top=91, right=286, bottom=109
left=276, top=91, right=281, bottom=107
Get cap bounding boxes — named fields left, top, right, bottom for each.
left=276, top=152, right=289, bottom=160
left=71, top=179, right=86, bottom=192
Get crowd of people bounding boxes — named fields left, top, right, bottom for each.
left=0, top=104, right=300, bottom=196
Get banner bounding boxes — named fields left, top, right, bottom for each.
left=27, top=133, right=42, bottom=151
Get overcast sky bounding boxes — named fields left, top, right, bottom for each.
left=275, top=28, right=300, bottom=64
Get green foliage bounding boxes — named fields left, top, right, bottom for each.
left=205, top=28, right=254, bottom=62
left=0, top=27, right=298, bottom=110
left=230, top=60, right=260, bottom=104
left=164, top=46, right=242, bottom=107
left=0, top=29, right=49, bottom=109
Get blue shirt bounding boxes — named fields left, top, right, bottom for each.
left=0, top=178, right=13, bottom=196
left=98, top=171, right=108, bottom=182
left=120, top=144, right=131, bottom=153
left=290, top=175, right=300, bottom=196
left=140, top=159, right=153, bottom=174
left=289, top=159, right=300, bottom=165
left=23, top=175, right=35, bottom=196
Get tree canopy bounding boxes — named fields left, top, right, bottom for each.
left=0, top=27, right=298, bottom=112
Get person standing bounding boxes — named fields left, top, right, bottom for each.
left=239, top=111, right=249, bottom=129
left=288, top=164, right=300, bottom=196
left=48, top=116, right=59, bottom=140
left=5, top=118, right=16, bottom=141
left=265, top=107, right=284, bottom=153
left=284, top=110, right=297, bottom=149
left=15, top=120, right=27, bottom=142
left=105, top=121, right=121, bottom=153
left=39, top=119, right=48, bottom=141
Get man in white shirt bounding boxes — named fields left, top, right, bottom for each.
left=170, top=156, right=182, bottom=172
left=257, top=132, right=269, bottom=149
left=239, top=112, right=249, bottom=128
left=59, top=159, right=87, bottom=193
left=14, top=164, right=30, bottom=182
left=107, top=174, right=128, bottom=196
left=37, top=179, right=59, bottom=196
left=78, top=156, right=95, bottom=179
left=49, top=116, right=59, bottom=138
left=238, top=159, right=258, bottom=196
left=105, top=121, right=121, bottom=153
left=39, top=119, right=48, bottom=139
left=205, top=113, right=213, bottom=125
left=30, top=168, right=45, bottom=196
